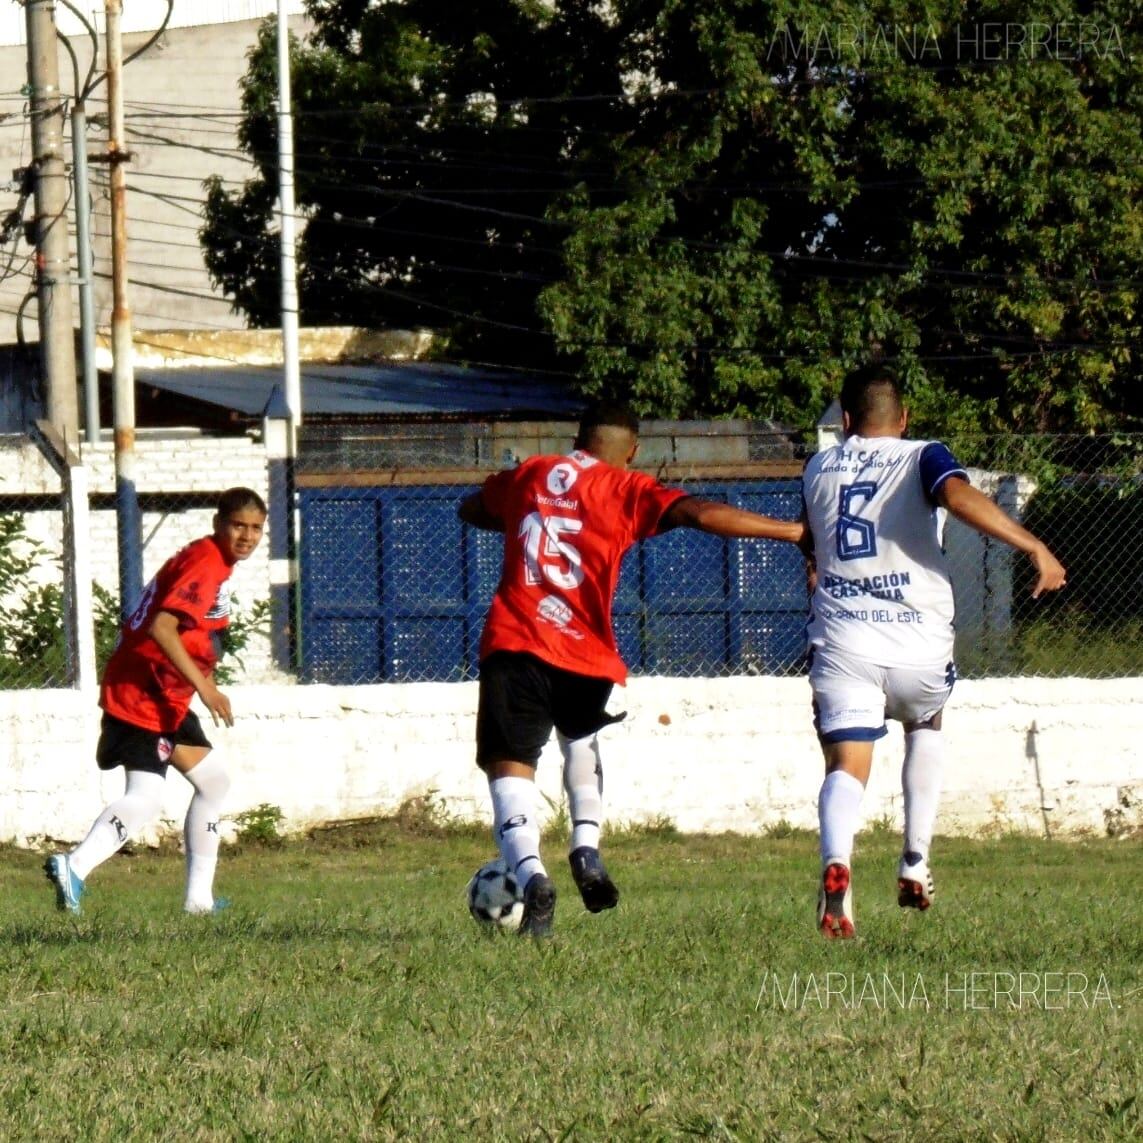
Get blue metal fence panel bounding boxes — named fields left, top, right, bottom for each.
left=299, top=480, right=805, bottom=683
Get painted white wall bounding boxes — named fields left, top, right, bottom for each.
left=6, top=676, right=1140, bottom=849
left=0, top=1, right=309, bottom=47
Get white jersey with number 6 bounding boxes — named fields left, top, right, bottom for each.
left=803, top=434, right=968, bottom=668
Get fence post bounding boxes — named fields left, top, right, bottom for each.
left=30, top=420, right=97, bottom=689
left=263, top=388, right=298, bottom=674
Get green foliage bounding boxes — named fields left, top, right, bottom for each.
left=541, top=0, right=1143, bottom=431
left=201, top=2, right=626, bottom=370
left=203, top=0, right=1141, bottom=431
left=232, top=802, right=285, bottom=846
left=0, top=514, right=68, bottom=687
left=214, top=595, right=272, bottom=685
left=0, top=512, right=270, bottom=689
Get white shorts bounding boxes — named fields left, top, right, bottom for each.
left=809, top=647, right=955, bottom=743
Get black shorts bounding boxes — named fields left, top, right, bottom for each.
left=476, top=651, right=625, bottom=769
left=96, top=711, right=213, bottom=776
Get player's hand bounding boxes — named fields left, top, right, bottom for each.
left=198, top=680, right=234, bottom=727
left=1029, top=544, right=1067, bottom=598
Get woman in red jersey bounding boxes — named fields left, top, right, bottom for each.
left=45, top=487, right=267, bottom=915
left=460, top=403, right=806, bottom=937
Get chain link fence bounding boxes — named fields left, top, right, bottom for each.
left=0, top=425, right=1138, bottom=688
left=294, top=425, right=1143, bottom=684
left=0, top=430, right=274, bottom=690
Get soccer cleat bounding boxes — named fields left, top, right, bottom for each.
left=897, top=851, right=935, bottom=910
left=817, top=861, right=855, bottom=939
left=44, top=854, right=84, bottom=914
left=519, top=872, right=557, bottom=939
left=568, top=846, right=619, bottom=913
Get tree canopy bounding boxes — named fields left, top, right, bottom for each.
left=201, top=0, right=1142, bottom=434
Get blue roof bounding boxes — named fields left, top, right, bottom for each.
left=134, top=361, right=582, bottom=419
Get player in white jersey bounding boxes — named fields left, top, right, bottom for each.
left=801, top=365, right=1067, bottom=938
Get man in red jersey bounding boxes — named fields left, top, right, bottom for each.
left=45, top=487, right=267, bottom=915
left=459, top=403, right=806, bottom=937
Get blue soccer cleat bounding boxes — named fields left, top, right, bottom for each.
left=44, top=854, right=84, bottom=914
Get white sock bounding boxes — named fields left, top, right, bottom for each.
left=68, top=769, right=166, bottom=882
left=902, top=728, right=944, bottom=860
left=818, top=769, right=865, bottom=869
left=489, top=775, right=546, bottom=886
left=182, top=754, right=231, bottom=912
left=559, top=732, right=603, bottom=852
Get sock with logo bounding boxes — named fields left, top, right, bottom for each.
left=559, top=731, right=604, bottom=852
left=68, top=768, right=166, bottom=881
left=182, top=753, right=231, bottom=913
left=489, top=775, right=546, bottom=887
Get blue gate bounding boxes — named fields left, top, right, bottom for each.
left=298, top=481, right=806, bottom=683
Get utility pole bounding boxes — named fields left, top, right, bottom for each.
left=25, top=0, right=79, bottom=439
left=106, top=0, right=143, bottom=616
left=274, top=0, right=302, bottom=668
left=277, top=0, right=301, bottom=428
left=72, top=104, right=99, bottom=442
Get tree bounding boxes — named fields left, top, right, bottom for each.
left=202, top=0, right=1142, bottom=433
left=201, top=0, right=631, bottom=371
left=540, top=0, right=1143, bottom=432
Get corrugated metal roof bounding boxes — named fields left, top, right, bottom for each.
left=134, top=362, right=583, bottom=420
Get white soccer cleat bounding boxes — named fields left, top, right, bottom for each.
left=817, top=861, right=855, bottom=939
left=897, top=852, right=935, bottom=910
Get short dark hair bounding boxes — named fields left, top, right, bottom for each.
left=216, top=487, right=267, bottom=518
left=839, top=364, right=904, bottom=428
left=574, top=401, right=639, bottom=449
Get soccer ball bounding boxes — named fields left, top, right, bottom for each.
left=466, top=858, right=524, bottom=930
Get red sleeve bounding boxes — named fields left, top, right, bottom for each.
left=626, top=472, right=689, bottom=541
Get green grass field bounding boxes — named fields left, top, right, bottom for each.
left=2, top=824, right=1139, bottom=1140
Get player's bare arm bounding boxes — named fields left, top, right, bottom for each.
left=148, top=610, right=234, bottom=727
left=661, top=496, right=807, bottom=545
left=458, top=491, right=505, bottom=533
left=938, top=476, right=1067, bottom=598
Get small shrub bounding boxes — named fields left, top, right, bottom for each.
left=233, top=803, right=285, bottom=846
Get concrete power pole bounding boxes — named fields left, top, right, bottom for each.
left=25, top=0, right=79, bottom=439
left=106, top=0, right=143, bottom=616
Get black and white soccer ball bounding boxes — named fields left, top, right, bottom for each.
left=466, top=858, right=524, bottom=930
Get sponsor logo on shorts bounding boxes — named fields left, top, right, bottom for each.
left=157, top=736, right=173, bottom=762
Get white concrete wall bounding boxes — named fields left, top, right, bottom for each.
left=5, top=676, right=1140, bottom=849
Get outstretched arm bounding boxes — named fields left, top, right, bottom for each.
left=458, top=491, right=504, bottom=533
left=661, top=496, right=806, bottom=545
left=938, top=476, right=1066, bottom=598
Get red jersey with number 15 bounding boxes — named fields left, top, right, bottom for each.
left=100, top=535, right=235, bottom=731
left=478, top=450, right=687, bottom=683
